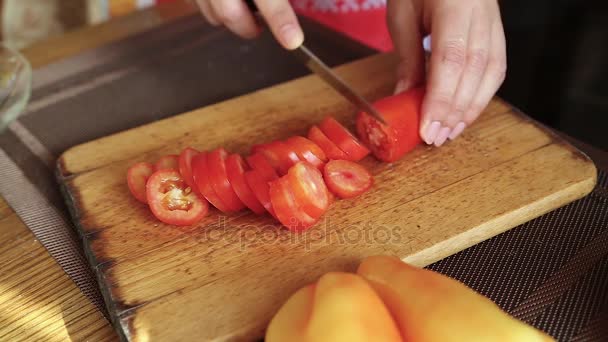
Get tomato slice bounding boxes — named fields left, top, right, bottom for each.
left=247, top=152, right=280, bottom=180
left=323, top=160, right=373, bottom=199
left=191, top=152, right=232, bottom=213
left=269, top=177, right=318, bottom=232
left=225, top=154, right=266, bottom=214
left=244, top=169, right=276, bottom=217
left=178, top=147, right=199, bottom=188
left=285, top=136, right=327, bottom=170
left=155, top=154, right=179, bottom=171
left=256, top=141, right=300, bottom=175
left=308, top=125, right=348, bottom=160
left=356, top=87, right=424, bottom=162
left=146, top=169, right=208, bottom=226
left=319, top=117, right=370, bottom=161
left=286, top=161, right=330, bottom=218
left=207, top=148, right=245, bottom=212
left=127, top=162, right=155, bottom=203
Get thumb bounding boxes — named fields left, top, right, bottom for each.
left=387, top=0, right=426, bottom=94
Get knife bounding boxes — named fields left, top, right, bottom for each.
left=244, top=0, right=387, bottom=124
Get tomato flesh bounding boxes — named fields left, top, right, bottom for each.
left=247, top=152, right=280, bottom=180
left=178, top=147, right=199, bottom=188
left=323, top=160, right=373, bottom=199
left=155, top=154, right=179, bottom=171
left=191, top=152, right=232, bottom=213
left=269, top=177, right=318, bottom=232
left=245, top=169, right=277, bottom=217
left=225, top=154, right=266, bottom=214
left=356, top=87, right=424, bottom=162
left=319, top=117, right=370, bottom=161
left=285, top=136, right=327, bottom=170
left=146, top=169, right=208, bottom=226
left=308, top=125, right=348, bottom=160
left=256, top=141, right=300, bottom=175
left=127, top=162, right=155, bottom=203
left=286, top=162, right=330, bottom=218
left=207, top=148, right=245, bottom=212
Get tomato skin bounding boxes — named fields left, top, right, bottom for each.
left=285, top=136, right=327, bottom=170
left=191, top=152, right=232, bottom=213
left=207, top=148, right=246, bottom=212
left=269, top=177, right=318, bottom=232
left=308, top=125, right=348, bottom=160
left=178, top=147, right=199, bottom=189
left=286, top=162, right=330, bottom=218
left=323, top=160, right=373, bottom=199
left=146, top=169, right=208, bottom=226
left=356, top=87, right=424, bottom=162
left=127, top=162, right=155, bottom=203
left=256, top=141, right=300, bottom=175
left=155, top=154, right=179, bottom=171
left=225, top=154, right=266, bottom=214
left=247, top=153, right=280, bottom=180
left=319, top=117, right=370, bottom=161
left=245, top=169, right=277, bottom=217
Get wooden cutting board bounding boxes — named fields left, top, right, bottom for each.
left=57, top=53, right=597, bottom=342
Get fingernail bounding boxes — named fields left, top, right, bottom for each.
left=448, top=122, right=466, bottom=140
left=423, top=121, right=441, bottom=145
left=434, top=127, right=451, bottom=147
left=394, top=79, right=409, bottom=95
left=280, top=24, right=303, bottom=50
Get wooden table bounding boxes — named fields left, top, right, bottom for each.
left=0, top=1, right=197, bottom=341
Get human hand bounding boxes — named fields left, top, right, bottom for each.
left=194, top=0, right=304, bottom=49
left=388, top=0, right=507, bottom=146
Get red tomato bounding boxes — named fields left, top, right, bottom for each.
left=225, top=154, right=266, bottom=214
left=356, top=87, right=424, bottom=162
left=308, top=125, right=348, bottom=160
left=319, top=117, right=370, bottom=161
left=255, top=141, right=300, bottom=175
left=191, top=152, right=232, bottom=213
left=286, top=162, right=330, bottom=218
left=127, top=162, right=155, bottom=203
left=269, top=177, right=318, bottom=232
left=245, top=169, right=276, bottom=217
left=285, top=136, right=327, bottom=170
left=178, top=147, right=199, bottom=188
left=155, top=154, right=179, bottom=171
left=323, top=160, right=373, bottom=199
left=207, top=148, right=245, bottom=212
left=247, top=153, right=279, bottom=180
left=146, top=169, right=208, bottom=226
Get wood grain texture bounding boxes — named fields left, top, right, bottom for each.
left=57, top=53, right=597, bottom=342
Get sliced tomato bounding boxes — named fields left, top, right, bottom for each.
left=247, top=152, right=279, bottom=180
left=207, top=148, right=245, bottom=212
left=245, top=169, right=276, bottom=217
left=285, top=136, right=327, bottom=170
left=191, top=152, right=232, bottom=213
left=256, top=141, right=300, bottom=175
left=319, top=117, right=370, bottom=161
left=155, top=154, right=179, bottom=171
left=286, top=161, right=330, bottom=218
left=225, top=154, right=266, bottom=214
left=324, top=160, right=373, bottom=199
left=146, top=169, right=208, bottom=226
left=356, top=87, right=424, bottom=162
left=269, top=177, right=318, bottom=232
left=127, top=162, right=155, bottom=203
left=178, top=147, right=199, bottom=188
left=308, top=125, right=348, bottom=160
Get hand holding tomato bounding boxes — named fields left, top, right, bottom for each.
left=267, top=256, right=553, bottom=342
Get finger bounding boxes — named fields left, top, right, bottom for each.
left=254, top=0, right=303, bottom=49
left=463, top=18, right=507, bottom=127
left=210, top=0, right=260, bottom=39
left=196, top=0, right=220, bottom=26
left=445, top=8, right=492, bottom=141
left=387, top=0, right=425, bottom=94
left=420, top=5, right=472, bottom=145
